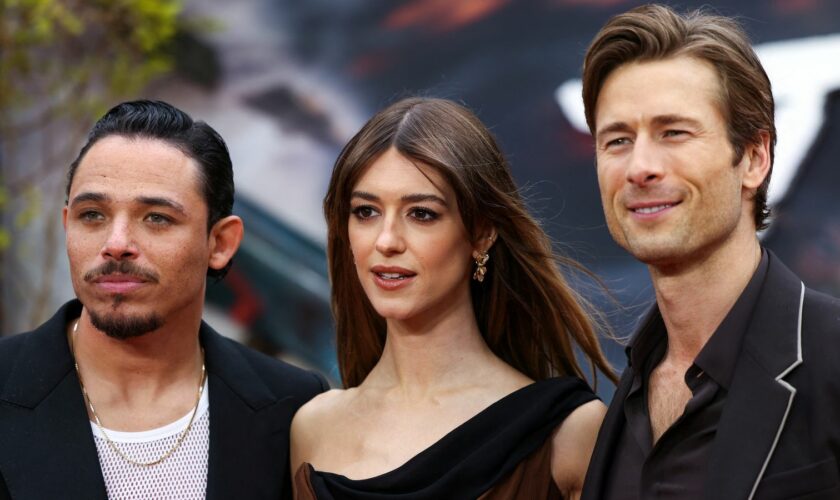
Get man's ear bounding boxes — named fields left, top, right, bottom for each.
left=741, top=130, right=772, bottom=192
left=208, top=215, right=244, bottom=272
left=472, top=226, right=498, bottom=259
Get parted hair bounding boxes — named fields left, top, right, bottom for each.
left=324, top=97, right=617, bottom=388
left=582, top=4, right=776, bottom=230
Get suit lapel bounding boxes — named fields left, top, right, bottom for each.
left=23, top=373, right=108, bottom=499
left=201, top=325, right=287, bottom=500
left=707, top=254, right=804, bottom=500
left=0, top=301, right=106, bottom=499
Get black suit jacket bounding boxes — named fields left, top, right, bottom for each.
left=583, top=252, right=840, bottom=500
left=0, top=300, right=328, bottom=500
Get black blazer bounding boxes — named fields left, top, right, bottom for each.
left=583, top=251, right=840, bottom=500
left=0, top=300, right=328, bottom=500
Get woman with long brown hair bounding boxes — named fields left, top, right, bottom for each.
left=290, top=97, right=616, bottom=499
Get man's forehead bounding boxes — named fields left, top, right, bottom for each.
left=71, top=135, right=203, bottom=199
left=85, top=134, right=186, bottom=156
left=595, top=57, right=725, bottom=127
left=605, top=56, right=722, bottom=88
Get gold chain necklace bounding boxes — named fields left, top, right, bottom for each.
left=69, top=320, right=206, bottom=467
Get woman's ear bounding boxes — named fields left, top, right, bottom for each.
left=208, top=215, right=244, bottom=272
left=472, top=226, right=497, bottom=259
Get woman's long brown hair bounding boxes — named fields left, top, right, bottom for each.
left=324, top=97, right=617, bottom=388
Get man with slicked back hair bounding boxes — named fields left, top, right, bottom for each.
left=0, top=100, right=327, bottom=500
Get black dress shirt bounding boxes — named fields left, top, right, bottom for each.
left=603, top=251, right=769, bottom=499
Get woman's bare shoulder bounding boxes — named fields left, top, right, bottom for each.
left=550, top=399, right=607, bottom=498
left=290, top=388, right=362, bottom=473
left=293, top=388, right=357, bottom=431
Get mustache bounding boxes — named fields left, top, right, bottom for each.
left=83, top=261, right=160, bottom=283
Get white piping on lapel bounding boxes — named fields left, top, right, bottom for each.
left=747, top=282, right=805, bottom=500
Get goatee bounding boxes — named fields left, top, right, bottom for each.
left=89, top=309, right=164, bottom=339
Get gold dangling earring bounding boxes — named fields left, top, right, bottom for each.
left=473, top=251, right=489, bottom=282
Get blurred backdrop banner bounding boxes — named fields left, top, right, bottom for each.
left=3, top=0, right=839, bottom=395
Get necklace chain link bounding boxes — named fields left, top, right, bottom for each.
left=70, top=320, right=206, bottom=467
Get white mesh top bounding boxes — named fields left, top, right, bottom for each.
left=91, top=379, right=210, bottom=500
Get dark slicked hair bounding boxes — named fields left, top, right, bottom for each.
left=66, top=99, right=235, bottom=279
left=582, top=4, right=776, bottom=230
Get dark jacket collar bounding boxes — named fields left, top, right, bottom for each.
left=0, top=300, right=80, bottom=408
left=583, top=250, right=805, bottom=500
left=1, top=299, right=289, bottom=500
left=706, top=250, right=804, bottom=500
left=0, top=299, right=278, bottom=411
left=200, top=321, right=277, bottom=411
left=624, top=250, right=770, bottom=389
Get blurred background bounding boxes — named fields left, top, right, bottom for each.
left=2, top=0, right=839, bottom=398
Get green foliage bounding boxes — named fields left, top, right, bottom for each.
left=0, top=229, right=9, bottom=252
left=0, top=0, right=187, bottom=243
left=13, top=186, right=40, bottom=229
left=1, top=0, right=184, bottom=116
left=0, top=0, right=190, bottom=327
left=0, top=185, right=7, bottom=252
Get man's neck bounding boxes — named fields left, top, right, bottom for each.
left=68, top=309, right=205, bottom=431
left=649, top=234, right=762, bottom=365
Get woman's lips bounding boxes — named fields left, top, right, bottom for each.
left=371, top=266, right=416, bottom=291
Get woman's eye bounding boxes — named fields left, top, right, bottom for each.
left=351, top=205, right=379, bottom=219
left=410, top=207, right=438, bottom=222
